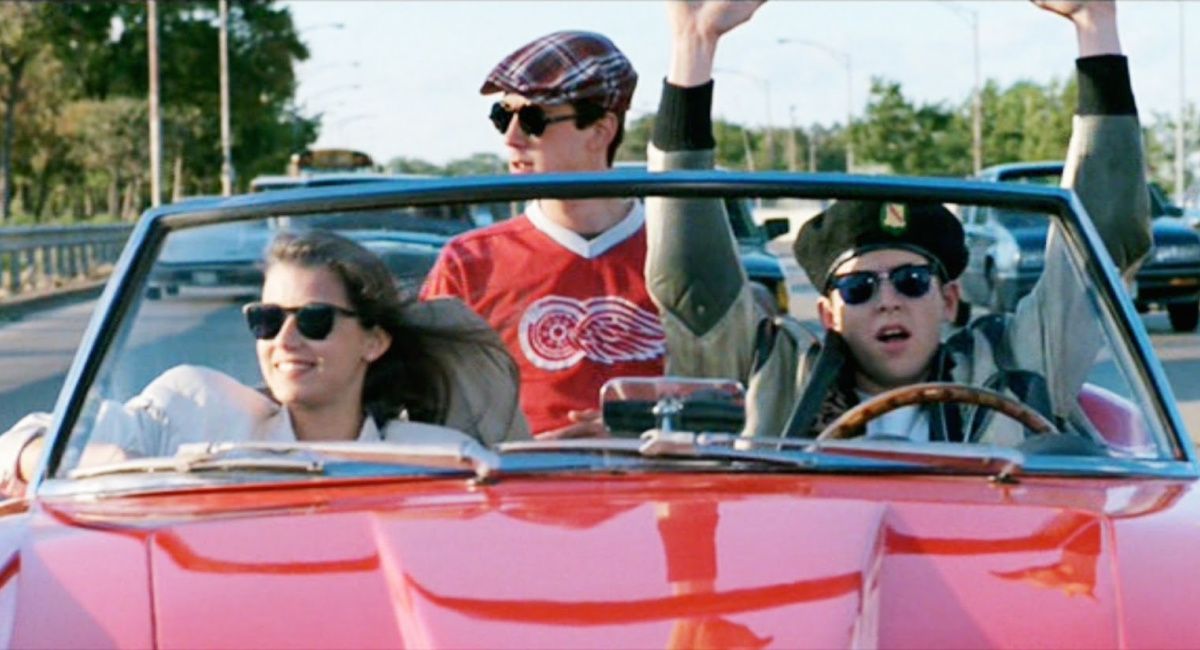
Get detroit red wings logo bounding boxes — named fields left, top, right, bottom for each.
left=519, top=296, right=665, bottom=370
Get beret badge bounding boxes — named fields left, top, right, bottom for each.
left=881, top=204, right=908, bottom=235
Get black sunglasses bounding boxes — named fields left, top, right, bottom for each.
left=489, top=102, right=577, bottom=137
left=829, top=264, right=936, bottom=306
left=242, top=302, right=359, bottom=341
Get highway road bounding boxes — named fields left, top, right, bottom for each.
left=3, top=292, right=1200, bottom=444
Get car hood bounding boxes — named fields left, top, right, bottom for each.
left=1151, top=217, right=1200, bottom=244
left=4, top=474, right=1198, bottom=649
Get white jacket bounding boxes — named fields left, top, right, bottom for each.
left=0, top=365, right=481, bottom=490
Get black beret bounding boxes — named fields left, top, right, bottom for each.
left=793, top=201, right=968, bottom=291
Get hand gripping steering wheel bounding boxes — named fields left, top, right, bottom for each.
left=815, top=382, right=1058, bottom=442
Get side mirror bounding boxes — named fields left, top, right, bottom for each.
left=763, top=217, right=790, bottom=241
left=600, top=377, right=746, bottom=437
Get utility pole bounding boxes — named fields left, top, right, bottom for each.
left=970, top=9, right=982, bottom=174
left=776, top=39, right=853, bottom=172
left=808, top=125, right=818, bottom=172
left=788, top=105, right=798, bottom=171
left=147, top=0, right=162, bottom=207
left=1177, top=0, right=1186, bottom=203
left=933, top=1, right=983, bottom=173
left=219, top=0, right=233, bottom=196
left=715, top=67, right=773, bottom=169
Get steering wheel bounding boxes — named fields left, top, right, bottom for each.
left=815, top=382, right=1057, bottom=442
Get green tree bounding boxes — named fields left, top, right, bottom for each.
left=1146, top=105, right=1199, bottom=201
left=445, top=153, right=506, bottom=176
left=980, top=77, right=1075, bottom=169
left=36, top=1, right=318, bottom=206
left=855, top=77, right=971, bottom=176
left=0, top=3, right=51, bottom=220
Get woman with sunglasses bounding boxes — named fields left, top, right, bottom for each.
left=644, top=0, right=1149, bottom=443
left=0, top=230, right=528, bottom=492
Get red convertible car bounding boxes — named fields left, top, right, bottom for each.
left=1, top=171, right=1197, bottom=649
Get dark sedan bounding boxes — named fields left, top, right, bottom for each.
left=959, top=161, right=1200, bottom=331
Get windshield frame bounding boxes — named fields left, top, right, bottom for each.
left=29, top=170, right=1197, bottom=493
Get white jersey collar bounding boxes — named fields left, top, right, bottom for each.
left=526, top=200, right=644, bottom=259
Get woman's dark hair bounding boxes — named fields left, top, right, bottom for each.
left=572, top=100, right=625, bottom=166
left=264, top=229, right=497, bottom=427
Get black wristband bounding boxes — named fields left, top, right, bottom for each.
left=1076, top=54, right=1136, bottom=116
left=652, top=79, right=716, bottom=152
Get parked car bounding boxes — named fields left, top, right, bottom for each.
left=959, top=161, right=1200, bottom=331
left=146, top=218, right=273, bottom=299
left=4, top=172, right=1198, bottom=648
left=148, top=174, right=477, bottom=298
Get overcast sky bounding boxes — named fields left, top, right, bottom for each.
left=284, top=1, right=1194, bottom=166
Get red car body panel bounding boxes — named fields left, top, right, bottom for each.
left=3, top=473, right=1197, bottom=649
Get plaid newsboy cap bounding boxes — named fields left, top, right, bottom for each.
left=481, top=31, right=637, bottom=113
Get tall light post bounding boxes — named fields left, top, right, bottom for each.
left=147, top=0, right=162, bottom=207
left=218, top=0, right=233, bottom=196
left=935, top=1, right=983, bottom=174
left=788, top=105, right=798, bottom=171
left=1177, top=0, right=1187, bottom=203
left=777, top=38, right=853, bottom=172
left=714, top=67, right=773, bottom=169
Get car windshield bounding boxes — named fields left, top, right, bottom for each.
left=992, top=208, right=1047, bottom=229
left=41, top=175, right=1187, bottom=495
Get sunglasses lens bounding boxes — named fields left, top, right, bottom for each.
left=834, top=274, right=878, bottom=305
left=489, top=102, right=513, bottom=134
left=294, top=305, right=337, bottom=340
left=516, top=105, right=549, bottom=137
left=891, top=266, right=933, bottom=299
left=244, top=304, right=284, bottom=340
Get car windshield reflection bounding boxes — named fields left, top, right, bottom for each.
left=40, top=176, right=1187, bottom=494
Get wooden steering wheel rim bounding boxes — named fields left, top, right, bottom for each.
left=815, top=381, right=1057, bottom=441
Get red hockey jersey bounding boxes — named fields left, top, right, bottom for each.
left=421, top=201, right=665, bottom=434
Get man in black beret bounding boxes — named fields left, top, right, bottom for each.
left=645, top=0, right=1150, bottom=443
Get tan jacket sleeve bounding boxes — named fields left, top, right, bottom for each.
left=1007, top=113, right=1151, bottom=417
left=645, top=144, right=760, bottom=384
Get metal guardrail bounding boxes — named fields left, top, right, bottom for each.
left=0, top=224, right=132, bottom=299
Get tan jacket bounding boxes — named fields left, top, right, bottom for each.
left=646, top=113, right=1150, bottom=442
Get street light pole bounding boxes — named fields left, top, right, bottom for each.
left=788, top=105, right=798, bottom=171
left=1177, top=0, right=1186, bottom=203
left=971, top=9, right=982, bottom=173
left=714, top=67, right=774, bottom=169
left=147, top=0, right=162, bottom=208
left=777, top=38, right=853, bottom=171
left=934, top=1, right=983, bottom=173
left=219, top=0, right=233, bottom=196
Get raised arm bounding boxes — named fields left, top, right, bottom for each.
left=645, top=1, right=764, bottom=380
left=1039, top=0, right=1151, bottom=271
left=1005, top=0, right=1150, bottom=418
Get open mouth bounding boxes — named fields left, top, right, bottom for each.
left=875, top=325, right=911, bottom=343
left=510, top=160, right=534, bottom=173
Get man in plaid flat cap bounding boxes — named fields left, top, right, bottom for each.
left=422, top=31, right=654, bottom=438
left=646, top=0, right=1150, bottom=444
